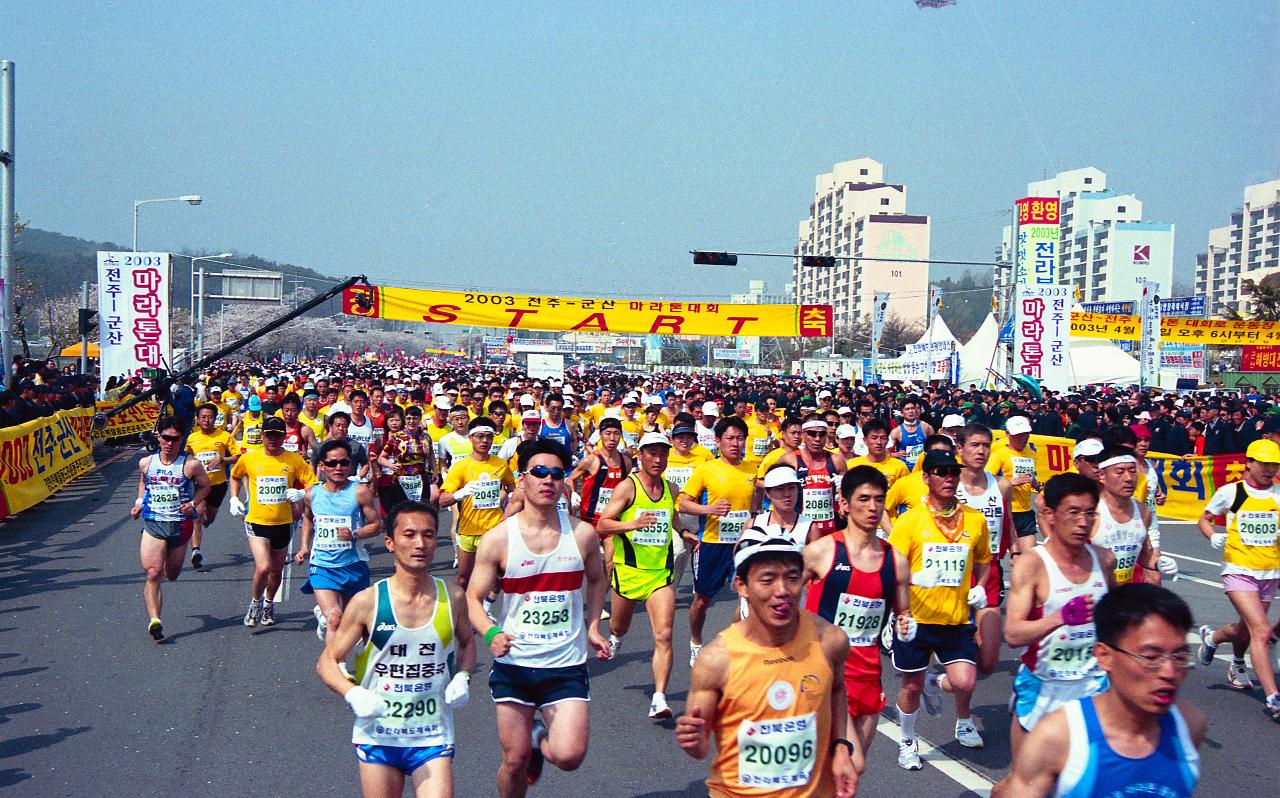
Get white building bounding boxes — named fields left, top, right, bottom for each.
left=1196, top=179, right=1280, bottom=317
left=793, top=158, right=930, bottom=333
left=729, top=279, right=790, bottom=305
left=998, top=167, right=1175, bottom=303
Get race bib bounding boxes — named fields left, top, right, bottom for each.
left=472, top=477, right=501, bottom=511
left=215, top=411, right=226, bottom=427
left=399, top=474, right=424, bottom=502
left=921, top=542, right=969, bottom=587
left=717, top=510, right=750, bottom=544
left=373, top=679, right=443, bottom=738
left=752, top=437, right=770, bottom=457
left=1012, top=457, right=1036, bottom=477
left=593, top=487, right=614, bottom=516
left=1237, top=511, right=1279, bottom=548
left=631, top=509, right=671, bottom=548
left=1043, top=626, right=1098, bottom=681
left=736, top=712, right=817, bottom=789
left=149, top=485, right=181, bottom=515
left=283, top=440, right=300, bottom=452
left=802, top=487, right=834, bottom=521
left=313, top=513, right=353, bottom=552
left=664, top=466, right=693, bottom=492
left=194, top=450, right=219, bottom=471
left=257, top=475, right=288, bottom=505
left=834, top=594, right=885, bottom=647
left=514, top=592, right=573, bottom=644
left=1109, top=540, right=1140, bottom=583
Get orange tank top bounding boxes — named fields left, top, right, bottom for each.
left=707, top=613, right=835, bottom=798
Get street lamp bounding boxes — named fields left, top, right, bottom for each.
left=189, top=253, right=233, bottom=362
left=132, top=195, right=202, bottom=251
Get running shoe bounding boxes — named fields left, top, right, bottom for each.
left=148, top=618, right=164, bottom=642
left=648, top=693, right=672, bottom=720
left=260, top=600, right=276, bottom=627
left=1228, top=661, right=1254, bottom=690
left=527, top=718, right=548, bottom=785
left=897, top=738, right=922, bottom=771
left=955, top=719, right=984, bottom=749
left=243, top=599, right=262, bottom=627
left=1266, top=692, right=1280, bottom=722
left=190, top=548, right=203, bottom=569
left=1197, top=625, right=1218, bottom=667
left=313, top=605, right=328, bottom=642
left=689, top=642, right=703, bottom=668
left=609, top=634, right=622, bottom=659
left=921, top=672, right=943, bottom=717
left=600, top=608, right=611, bottom=621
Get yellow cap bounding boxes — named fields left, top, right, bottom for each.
left=1246, top=439, right=1280, bottom=463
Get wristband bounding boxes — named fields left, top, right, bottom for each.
left=484, top=626, right=505, bottom=645
left=830, top=738, right=855, bottom=756
left=134, top=498, right=144, bottom=507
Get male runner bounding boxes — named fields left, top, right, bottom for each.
left=568, top=416, right=632, bottom=594
left=993, top=584, right=1204, bottom=797
left=954, top=423, right=1013, bottom=675
left=755, top=415, right=801, bottom=491
left=318, top=501, right=475, bottom=798
left=297, top=439, right=382, bottom=642
left=439, top=416, right=517, bottom=592
left=847, top=420, right=908, bottom=488
left=1093, top=447, right=1159, bottom=586
left=880, top=434, right=956, bottom=534
left=695, top=401, right=721, bottom=457
left=776, top=416, right=846, bottom=539
left=466, top=439, right=610, bottom=797
left=185, top=402, right=241, bottom=569
left=1004, top=472, right=1115, bottom=758
left=676, top=528, right=858, bottom=798
left=665, top=414, right=713, bottom=588
left=538, top=393, right=577, bottom=453
left=597, top=432, right=685, bottom=719
left=889, top=395, right=934, bottom=470
left=280, top=393, right=320, bottom=458
left=987, top=414, right=1040, bottom=553
left=131, top=416, right=211, bottom=641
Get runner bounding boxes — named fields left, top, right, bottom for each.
left=847, top=420, right=909, bottom=488
left=317, top=501, right=475, bottom=798
left=679, top=415, right=758, bottom=665
left=280, top=393, right=319, bottom=458
left=439, top=416, right=517, bottom=592
left=802, top=465, right=911, bottom=778
left=954, top=423, right=1013, bottom=675
left=888, top=449, right=993, bottom=768
left=184, top=402, right=241, bottom=569
left=1004, top=472, right=1115, bottom=758
left=466, top=439, right=610, bottom=797
left=755, top=416, right=802, bottom=491
left=695, top=401, right=721, bottom=457
left=665, top=413, right=713, bottom=589
left=676, top=528, right=858, bottom=798
left=229, top=415, right=318, bottom=627
left=234, top=394, right=266, bottom=453
left=834, top=424, right=858, bottom=462
left=889, top=395, right=934, bottom=470
left=987, top=415, right=1040, bottom=553
left=992, top=584, right=1204, bottom=797
left=377, top=405, right=438, bottom=509
left=775, top=416, right=846, bottom=539
left=880, top=434, right=956, bottom=534
left=597, top=432, right=685, bottom=719
left=568, top=416, right=632, bottom=592
left=753, top=466, right=815, bottom=545
left=299, top=386, right=326, bottom=438
left=538, top=393, right=577, bottom=453
left=314, top=411, right=372, bottom=483
left=1092, top=446, right=1160, bottom=586
left=1196, top=438, right=1280, bottom=716
left=437, top=405, right=474, bottom=472
left=131, top=416, right=211, bottom=641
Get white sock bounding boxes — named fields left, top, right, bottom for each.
left=610, top=634, right=621, bottom=644
left=653, top=691, right=665, bottom=701
left=897, top=706, right=917, bottom=741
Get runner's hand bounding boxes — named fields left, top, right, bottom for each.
left=336, top=526, right=353, bottom=541
left=286, top=488, right=306, bottom=503
left=229, top=496, right=246, bottom=517
left=588, top=627, right=611, bottom=660
left=452, top=483, right=477, bottom=500
left=832, top=744, right=858, bottom=798
left=488, top=631, right=515, bottom=658
left=967, top=586, right=987, bottom=609
left=293, top=546, right=308, bottom=565
left=1157, top=555, right=1179, bottom=582
left=897, top=614, right=917, bottom=642
left=130, top=505, right=142, bottom=520
left=676, top=706, right=707, bottom=756
left=633, top=511, right=657, bottom=530
left=444, top=672, right=470, bottom=709
left=1210, top=532, right=1227, bottom=550
left=343, top=686, right=384, bottom=719
left=708, top=499, right=732, bottom=517
left=910, top=568, right=939, bottom=589
left=179, top=502, right=196, bottom=517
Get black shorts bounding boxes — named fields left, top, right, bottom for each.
left=891, top=622, right=978, bottom=672
left=245, top=521, right=293, bottom=551
left=206, top=483, right=228, bottom=509
left=1012, top=510, right=1038, bottom=538
left=489, top=660, right=590, bottom=708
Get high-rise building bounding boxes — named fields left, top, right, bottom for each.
left=997, top=167, right=1175, bottom=303
left=793, top=158, right=930, bottom=333
left=1196, top=179, right=1280, bottom=317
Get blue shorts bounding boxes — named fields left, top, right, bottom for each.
left=355, top=743, right=453, bottom=774
left=692, top=541, right=736, bottom=598
left=489, top=661, right=590, bottom=708
left=1012, top=666, right=1109, bottom=731
left=303, top=561, right=371, bottom=597
left=891, top=622, right=978, bottom=673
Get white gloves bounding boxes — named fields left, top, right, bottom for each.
left=452, top=483, right=477, bottom=500
left=571, top=492, right=581, bottom=511
left=444, top=672, right=471, bottom=709
left=1157, top=555, right=1179, bottom=582
left=911, top=568, right=940, bottom=589
left=1210, top=532, right=1227, bottom=550
left=881, top=616, right=895, bottom=650
left=967, top=586, right=988, bottom=610
left=229, top=496, right=246, bottom=517
left=344, top=686, right=385, bottom=719
left=1147, top=525, right=1161, bottom=549
left=899, top=614, right=918, bottom=642
left=286, top=488, right=306, bottom=503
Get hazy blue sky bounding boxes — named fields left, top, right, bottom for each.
left=7, top=2, right=1278, bottom=300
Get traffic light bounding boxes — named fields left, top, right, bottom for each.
left=692, top=251, right=738, bottom=266
left=801, top=256, right=838, bottom=269
left=78, top=308, right=98, bottom=336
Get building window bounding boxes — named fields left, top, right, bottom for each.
left=860, top=168, right=868, bottom=175
left=880, top=198, right=889, bottom=206
left=1117, top=206, right=1126, bottom=213
left=1084, top=177, right=1093, bottom=185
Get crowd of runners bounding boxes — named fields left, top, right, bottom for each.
left=124, top=358, right=1280, bottom=797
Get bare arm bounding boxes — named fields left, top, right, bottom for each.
left=1003, top=551, right=1064, bottom=647
left=1196, top=510, right=1220, bottom=541
left=596, top=478, right=651, bottom=535
left=130, top=460, right=148, bottom=519
left=577, top=522, right=611, bottom=659
left=991, top=710, right=1069, bottom=798
left=185, top=458, right=211, bottom=515
left=465, top=526, right=513, bottom=656
left=295, top=488, right=315, bottom=563
left=818, top=620, right=859, bottom=785
left=355, top=484, right=382, bottom=539
left=317, top=587, right=374, bottom=697
left=675, top=636, right=728, bottom=760
left=892, top=546, right=912, bottom=616
left=448, top=583, right=476, bottom=675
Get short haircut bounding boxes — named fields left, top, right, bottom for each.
left=861, top=419, right=889, bottom=437
left=281, top=393, right=302, bottom=408
left=922, top=433, right=954, bottom=452
left=350, top=389, right=368, bottom=400
left=517, top=438, right=571, bottom=472
left=780, top=415, right=803, bottom=431
left=325, top=411, right=351, bottom=429
left=714, top=416, right=748, bottom=439
left=957, top=423, right=992, bottom=445
left=901, top=394, right=922, bottom=408
left=1103, top=425, right=1138, bottom=448
left=317, top=438, right=352, bottom=460
left=197, top=402, right=219, bottom=416
left=840, top=465, right=889, bottom=500
left=468, top=416, right=497, bottom=432
left=386, top=500, right=437, bottom=537
left=488, top=400, right=508, bottom=414
left=544, top=393, right=564, bottom=406
left=1095, top=583, right=1193, bottom=648
left=156, top=415, right=187, bottom=436
left=735, top=550, right=804, bottom=583
left=598, top=417, right=622, bottom=432
left=1042, top=472, right=1100, bottom=510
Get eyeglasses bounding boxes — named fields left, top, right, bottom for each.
left=527, top=465, right=566, bottom=480
left=323, top=458, right=352, bottom=467
left=1109, top=645, right=1193, bottom=671
left=158, top=434, right=182, bottom=443
left=927, top=467, right=962, bottom=478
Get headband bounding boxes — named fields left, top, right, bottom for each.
left=468, top=426, right=496, bottom=437
left=1098, top=454, right=1136, bottom=469
left=801, top=420, right=829, bottom=432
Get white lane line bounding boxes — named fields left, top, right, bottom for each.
left=1173, top=573, right=1221, bottom=589
left=876, top=719, right=993, bottom=796
left=1164, top=551, right=1220, bottom=567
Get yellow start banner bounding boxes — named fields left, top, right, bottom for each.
left=93, top=401, right=160, bottom=439
left=343, top=285, right=834, bottom=338
left=1070, top=312, right=1280, bottom=345
left=0, top=407, right=96, bottom=517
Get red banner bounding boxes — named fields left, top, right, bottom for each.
left=1241, top=345, right=1280, bottom=372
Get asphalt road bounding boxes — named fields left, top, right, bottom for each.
left=2, top=446, right=1278, bottom=797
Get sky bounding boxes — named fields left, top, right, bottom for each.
left=7, top=2, right=1278, bottom=301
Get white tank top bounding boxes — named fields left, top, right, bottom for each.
left=1026, top=546, right=1109, bottom=682
left=957, top=472, right=1004, bottom=556
left=348, top=416, right=375, bottom=449
left=497, top=511, right=587, bottom=669
left=1095, top=497, right=1146, bottom=583
left=750, top=511, right=813, bottom=547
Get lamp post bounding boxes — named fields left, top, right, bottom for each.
left=189, top=253, right=233, bottom=363
left=132, top=195, right=202, bottom=252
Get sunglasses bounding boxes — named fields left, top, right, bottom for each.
left=526, top=465, right=566, bottom=480
left=323, top=458, right=352, bottom=467
left=803, top=431, right=825, bottom=438
left=158, top=434, right=182, bottom=443
left=928, top=467, right=962, bottom=478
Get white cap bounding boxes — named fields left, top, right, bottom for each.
left=637, top=432, right=672, bottom=449
left=623, top=393, right=640, bottom=405
left=762, top=466, right=802, bottom=488
left=643, top=394, right=661, bottom=407
left=837, top=406, right=853, bottom=415
left=701, top=401, right=719, bottom=416
left=520, top=394, right=535, bottom=407
left=836, top=423, right=858, bottom=439
left=1073, top=438, right=1104, bottom=458
left=818, top=389, right=833, bottom=398
left=801, top=419, right=829, bottom=432
left=1136, top=411, right=1152, bottom=421
left=1005, top=416, right=1032, bottom=435
left=520, top=409, right=541, bottom=422
left=942, top=414, right=965, bottom=428
left=432, top=396, right=452, bottom=410
left=732, top=527, right=804, bottom=571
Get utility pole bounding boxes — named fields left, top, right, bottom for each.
left=1, top=62, right=14, bottom=387
left=79, top=281, right=89, bottom=375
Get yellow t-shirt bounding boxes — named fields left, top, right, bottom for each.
left=664, top=447, right=714, bottom=495
left=987, top=443, right=1037, bottom=513
left=298, top=411, right=326, bottom=438
left=208, top=401, right=236, bottom=431
left=230, top=449, right=317, bottom=526
left=889, top=504, right=991, bottom=626
left=885, top=471, right=928, bottom=520
left=425, top=420, right=452, bottom=444
left=442, top=456, right=517, bottom=536
left=239, top=412, right=265, bottom=453
left=185, top=429, right=241, bottom=486
left=847, top=455, right=909, bottom=487
left=743, top=420, right=774, bottom=468
left=754, top=446, right=792, bottom=481
left=680, top=458, right=757, bottom=544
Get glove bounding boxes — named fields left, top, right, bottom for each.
left=1061, top=595, right=1092, bottom=626
left=344, top=686, right=385, bottom=719
left=881, top=615, right=896, bottom=650
left=1147, top=524, right=1161, bottom=550
left=1157, top=555, right=1179, bottom=582
left=444, top=672, right=471, bottom=709
left=911, top=568, right=939, bottom=589
left=286, top=488, right=306, bottom=503
left=967, top=586, right=988, bottom=610
left=1210, top=532, right=1227, bottom=550
left=899, top=614, right=918, bottom=642
left=229, top=495, right=246, bottom=517
left=451, top=483, right=477, bottom=500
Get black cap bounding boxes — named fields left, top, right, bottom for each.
left=261, top=416, right=286, bottom=434
left=1262, top=415, right=1280, bottom=434
left=671, top=423, right=696, bottom=436
left=920, top=450, right=961, bottom=473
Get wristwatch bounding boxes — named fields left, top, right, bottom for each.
left=830, top=738, right=854, bottom=756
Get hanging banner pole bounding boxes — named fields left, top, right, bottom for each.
left=870, top=291, right=889, bottom=385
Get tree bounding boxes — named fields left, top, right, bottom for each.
left=1227, top=273, right=1280, bottom=322
left=932, top=270, right=995, bottom=341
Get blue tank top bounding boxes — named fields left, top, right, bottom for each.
left=898, top=422, right=927, bottom=470
left=1056, top=696, right=1198, bottom=798
left=539, top=417, right=572, bottom=450
left=141, top=454, right=195, bottom=522
left=308, top=481, right=367, bottom=568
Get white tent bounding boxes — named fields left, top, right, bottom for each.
left=1068, top=337, right=1140, bottom=386
left=958, top=313, right=1005, bottom=386
left=912, top=314, right=958, bottom=348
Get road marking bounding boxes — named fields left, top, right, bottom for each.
left=93, top=448, right=135, bottom=472
left=1164, top=551, right=1219, bottom=567
left=876, top=718, right=993, bottom=795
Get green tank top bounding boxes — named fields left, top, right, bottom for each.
left=617, top=473, right=676, bottom=571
